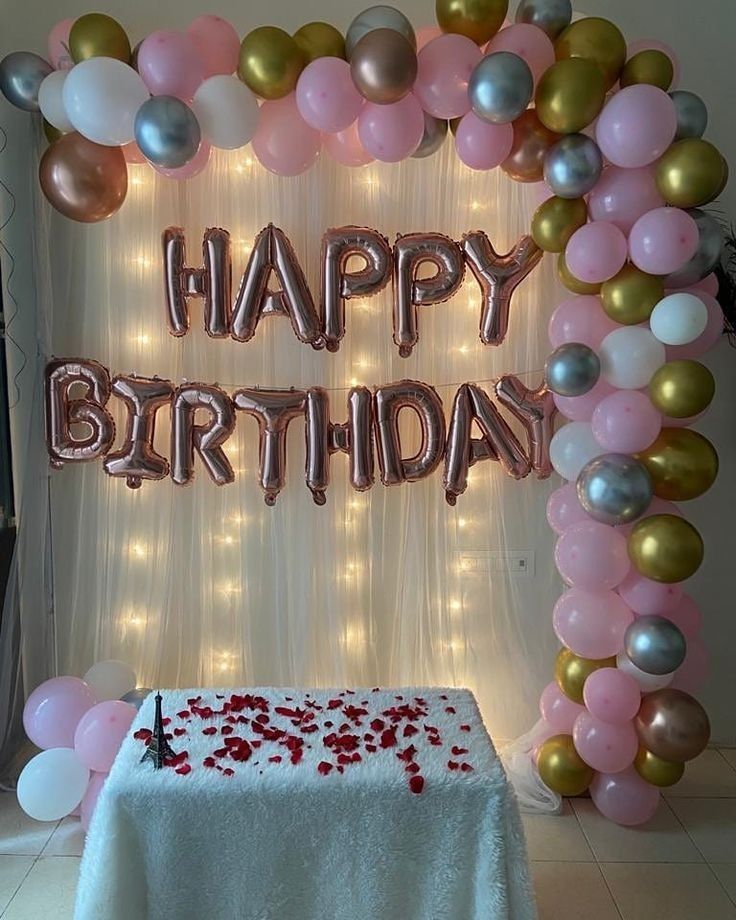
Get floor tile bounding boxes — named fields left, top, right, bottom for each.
left=720, top=749, right=736, bottom=771
left=0, top=794, right=58, bottom=856
left=42, top=817, right=86, bottom=857
left=711, top=864, right=736, bottom=906
left=522, top=800, right=594, bottom=862
left=601, top=863, right=736, bottom=920
left=571, top=797, right=702, bottom=863
left=668, top=798, right=736, bottom=863
left=3, top=856, right=80, bottom=920
left=664, top=749, right=736, bottom=798
left=0, top=856, right=35, bottom=913
left=531, top=861, right=621, bottom=920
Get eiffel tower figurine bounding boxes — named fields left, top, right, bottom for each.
left=140, top=692, right=176, bottom=769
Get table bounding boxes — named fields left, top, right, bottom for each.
left=75, top=687, right=536, bottom=920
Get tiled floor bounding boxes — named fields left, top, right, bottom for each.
left=0, top=749, right=734, bottom=918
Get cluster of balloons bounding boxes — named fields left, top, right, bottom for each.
left=17, top=660, right=149, bottom=830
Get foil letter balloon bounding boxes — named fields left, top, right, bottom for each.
left=162, top=227, right=232, bottom=337
left=45, top=359, right=115, bottom=467
left=305, top=387, right=331, bottom=505
left=495, top=375, right=557, bottom=478
left=103, top=375, right=174, bottom=489
left=233, top=388, right=307, bottom=505
left=393, top=233, right=465, bottom=357
left=231, top=225, right=324, bottom=349
left=462, top=232, right=542, bottom=346
left=373, top=380, right=446, bottom=485
left=171, top=383, right=236, bottom=486
left=321, top=226, right=393, bottom=352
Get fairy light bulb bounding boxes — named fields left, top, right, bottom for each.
left=129, top=540, right=147, bottom=559
left=449, top=598, right=462, bottom=612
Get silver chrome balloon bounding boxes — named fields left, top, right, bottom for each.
left=468, top=52, right=534, bottom=126
left=412, top=113, right=448, bottom=159
left=134, top=96, right=201, bottom=169
left=670, top=90, right=708, bottom=141
left=545, top=342, right=600, bottom=397
left=544, top=134, right=603, bottom=199
left=576, top=453, right=653, bottom=526
left=121, top=688, right=153, bottom=711
left=515, top=0, right=573, bottom=39
left=0, top=51, right=52, bottom=112
left=665, top=208, right=724, bottom=288
left=345, top=5, right=416, bottom=58
left=624, top=615, right=687, bottom=676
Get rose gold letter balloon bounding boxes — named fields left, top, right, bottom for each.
left=171, top=383, right=236, bottom=486
left=45, top=358, right=115, bottom=467
left=495, top=375, right=557, bottom=478
left=103, top=375, right=174, bottom=489
left=373, top=380, right=446, bottom=485
left=162, top=227, right=232, bottom=337
left=462, top=232, right=542, bottom=346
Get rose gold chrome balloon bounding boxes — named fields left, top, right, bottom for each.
left=635, top=688, right=710, bottom=762
left=349, top=29, right=417, bottom=105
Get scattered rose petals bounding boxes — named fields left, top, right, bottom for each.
left=133, top=728, right=152, bottom=741
left=451, top=746, right=468, bottom=756
left=409, top=775, right=425, bottom=794
left=175, top=764, right=191, bottom=776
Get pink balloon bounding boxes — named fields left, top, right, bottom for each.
left=23, top=677, right=97, bottom=750
left=253, top=94, right=321, bottom=176
left=80, top=771, right=108, bottom=833
left=673, top=273, right=719, bottom=298
left=617, top=569, right=683, bottom=617
left=588, top=166, right=664, bottom=234
left=122, top=142, right=148, bottom=165
left=596, top=85, right=677, bottom=168
left=48, top=18, right=74, bottom=70
left=664, top=594, right=702, bottom=640
left=670, top=638, right=709, bottom=694
left=573, top=711, right=638, bottom=773
left=74, top=700, right=137, bottom=773
left=486, top=24, right=555, bottom=83
left=415, top=34, right=481, bottom=118
left=665, top=292, right=724, bottom=359
left=539, top=681, right=585, bottom=732
left=416, top=25, right=443, bottom=50
left=137, top=30, right=204, bottom=101
left=584, top=668, right=642, bottom=724
left=553, top=588, right=634, bottom=659
left=628, top=39, right=680, bottom=86
left=590, top=768, right=660, bottom=826
left=358, top=95, right=425, bottom=163
left=455, top=111, right=514, bottom=170
left=662, top=409, right=707, bottom=429
left=546, top=483, right=592, bottom=534
left=565, top=222, right=628, bottom=285
left=531, top=720, right=560, bottom=766
left=187, top=15, right=240, bottom=78
left=531, top=180, right=555, bottom=206
left=591, top=389, right=662, bottom=453
left=323, top=120, right=374, bottom=166
left=554, top=378, right=616, bottom=423
left=555, top=521, right=630, bottom=591
left=548, top=295, right=618, bottom=350
left=296, top=58, right=363, bottom=133
left=629, top=207, right=699, bottom=276
left=155, top=140, right=211, bottom=179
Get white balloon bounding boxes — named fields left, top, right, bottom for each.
left=550, top=421, right=601, bottom=481
left=616, top=652, right=674, bottom=692
left=63, top=58, right=150, bottom=146
left=599, top=327, right=666, bottom=389
left=83, top=660, right=137, bottom=702
left=38, top=71, right=73, bottom=132
left=17, top=748, right=89, bottom=822
left=649, top=292, right=708, bottom=345
left=193, top=75, right=259, bottom=150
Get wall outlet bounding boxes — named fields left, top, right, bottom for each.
left=456, top=550, right=535, bottom=577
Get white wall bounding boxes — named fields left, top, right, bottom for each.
left=1, top=0, right=734, bottom=742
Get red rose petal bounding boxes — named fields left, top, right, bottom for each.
left=370, top=718, right=385, bottom=733
left=380, top=729, right=397, bottom=749
left=221, top=725, right=234, bottom=735
left=405, top=763, right=420, bottom=775
left=173, top=728, right=187, bottom=737
left=403, top=725, right=418, bottom=738
left=365, top=744, right=377, bottom=753
left=202, top=726, right=217, bottom=736
left=177, top=710, right=190, bottom=719
left=175, top=764, right=192, bottom=775
left=318, top=761, right=333, bottom=775
left=451, top=746, right=468, bottom=756
left=133, top=728, right=152, bottom=741
left=461, top=762, right=474, bottom=772
left=223, top=768, right=234, bottom=777
left=409, top=775, right=425, bottom=794
left=203, top=757, right=216, bottom=768
left=269, top=756, right=282, bottom=764
left=445, top=706, right=456, bottom=714
left=460, top=725, right=471, bottom=732
left=448, top=760, right=459, bottom=771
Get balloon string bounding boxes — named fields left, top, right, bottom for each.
left=0, top=126, right=27, bottom=409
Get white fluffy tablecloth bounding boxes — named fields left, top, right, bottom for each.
left=75, top=687, right=536, bottom=920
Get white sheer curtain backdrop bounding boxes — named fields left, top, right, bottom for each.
left=40, top=140, right=564, bottom=749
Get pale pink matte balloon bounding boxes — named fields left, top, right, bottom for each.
left=596, top=85, right=677, bottom=168
left=565, top=222, right=628, bottom=285
left=531, top=180, right=555, bottom=206
left=253, top=94, right=321, bottom=175
left=415, top=34, right=481, bottom=118
left=122, top=142, right=147, bottom=165
left=629, top=207, right=699, bottom=276
left=617, top=569, right=684, bottom=617
left=80, top=771, right=107, bottom=832
left=323, top=120, right=374, bottom=166
left=296, top=58, right=363, bottom=133
left=454, top=111, right=514, bottom=170
left=486, top=24, right=555, bottom=83
left=546, top=483, right=592, bottom=535
left=137, top=30, right=204, bottom=101
left=670, top=638, right=709, bottom=694
left=673, top=273, right=719, bottom=298
left=548, top=295, right=618, bottom=350
left=591, top=389, right=662, bottom=453
left=74, top=701, right=137, bottom=773
left=187, top=15, right=240, bottom=78
left=628, top=39, right=680, bottom=86
left=590, top=768, right=660, bottom=826
left=539, top=681, right=585, bottom=732
left=48, top=18, right=74, bottom=70
left=155, top=140, right=211, bottom=179
left=358, top=94, right=425, bottom=162
left=416, top=25, right=443, bottom=50
left=665, top=292, right=724, bottom=360
left=553, top=587, right=633, bottom=659
left=23, top=677, right=98, bottom=751
left=587, top=166, right=664, bottom=234
left=662, top=410, right=707, bottom=429
left=573, top=711, right=639, bottom=773
left=664, top=594, right=702, bottom=640
left=554, top=378, right=616, bottom=422
left=584, top=668, right=642, bottom=724
left=531, top=720, right=560, bottom=767
left=555, top=521, right=630, bottom=591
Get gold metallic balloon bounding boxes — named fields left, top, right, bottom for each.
left=350, top=28, right=418, bottom=105
left=637, top=428, right=719, bottom=501
left=501, top=109, right=560, bottom=183
left=656, top=139, right=727, bottom=208
left=535, top=59, right=607, bottom=134
left=557, top=252, right=601, bottom=295
left=238, top=27, right=305, bottom=100
left=634, top=746, right=685, bottom=787
left=620, top=49, right=674, bottom=91
left=436, top=0, right=509, bottom=45
left=293, top=22, right=346, bottom=62
left=555, top=17, right=627, bottom=89
left=649, top=360, right=716, bottom=419
left=555, top=648, right=616, bottom=703
left=532, top=196, right=587, bottom=252
left=537, top=734, right=594, bottom=796
left=43, top=119, right=65, bottom=145
left=716, top=156, right=729, bottom=198
left=600, top=265, right=664, bottom=326
left=635, top=689, right=711, bottom=762
left=628, top=514, right=704, bottom=583
left=69, top=13, right=131, bottom=63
